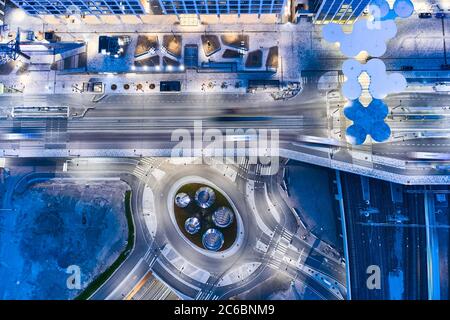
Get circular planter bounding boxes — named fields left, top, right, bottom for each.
left=173, top=183, right=237, bottom=252
left=167, top=176, right=244, bottom=259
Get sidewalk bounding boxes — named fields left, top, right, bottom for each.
left=0, top=70, right=263, bottom=95
left=0, top=27, right=303, bottom=95
left=1, top=6, right=313, bottom=82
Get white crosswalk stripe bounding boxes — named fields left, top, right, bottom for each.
left=133, top=165, right=147, bottom=177
left=268, top=259, right=282, bottom=269
left=23, top=96, right=48, bottom=107
left=270, top=229, right=294, bottom=264
left=141, top=157, right=158, bottom=167
left=132, top=157, right=165, bottom=183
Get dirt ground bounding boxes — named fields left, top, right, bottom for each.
left=286, top=161, right=343, bottom=251
left=0, top=178, right=129, bottom=299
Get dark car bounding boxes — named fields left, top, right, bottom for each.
left=419, top=12, right=432, bottom=18
left=401, top=65, right=414, bottom=71
left=436, top=12, right=446, bottom=19
left=441, top=64, right=450, bottom=70
left=160, top=81, right=181, bottom=92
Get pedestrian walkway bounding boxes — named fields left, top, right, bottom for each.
left=217, top=262, right=261, bottom=287
left=0, top=71, right=254, bottom=95
left=0, top=8, right=310, bottom=95
left=161, top=244, right=211, bottom=284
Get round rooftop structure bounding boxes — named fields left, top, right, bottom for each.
left=184, top=217, right=201, bottom=235
left=202, top=228, right=224, bottom=251
left=195, top=187, right=216, bottom=209
left=175, top=192, right=191, bottom=208
left=212, top=207, right=234, bottom=228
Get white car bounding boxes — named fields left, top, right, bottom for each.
left=433, top=82, right=450, bottom=92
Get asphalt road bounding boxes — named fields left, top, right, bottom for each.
left=56, top=156, right=347, bottom=300
left=1, top=91, right=450, bottom=179
left=340, top=172, right=429, bottom=299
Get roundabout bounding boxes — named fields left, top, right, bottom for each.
left=129, top=160, right=325, bottom=300
left=68, top=158, right=347, bottom=301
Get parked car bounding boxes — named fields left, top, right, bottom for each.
left=419, top=12, right=432, bottom=18
left=401, top=65, right=414, bottom=71
left=435, top=12, right=446, bottom=19
left=433, top=82, right=450, bottom=92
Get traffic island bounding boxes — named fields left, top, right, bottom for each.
left=166, top=176, right=244, bottom=259
left=173, top=183, right=237, bottom=252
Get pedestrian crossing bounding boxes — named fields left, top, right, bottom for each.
left=136, top=279, right=173, bottom=300
left=238, top=157, right=273, bottom=174
left=255, top=163, right=275, bottom=176
left=300, top=77, right=309, bottom=85
left=280, top=228, right=294, bottom=244
left=194, top=274, right=222, bottom=300
left=11, top=101, right=68, bottom=149
left=128, top=270, right=176, bottom=301
left=13, top=119, right=47, bottom=129
left=140, top=157, right=159, bottom=168
left=274, top=229, right=293, bottom=256
left=11, top=119, right=43, bottom=149
left=267, top=229, right=294, bottom=270
left=195, top=290, right=219, bottom=300
left=45, top=118, right=68, bottom=148
left=133, top=165, right=149, bottom=180
left=22, top=96, right=48, bottom=107
left=143, top=249, right=159, bottom=268
left=132, top=157, right=164, bottom=184
left=236, top=156, right=276, bottom=183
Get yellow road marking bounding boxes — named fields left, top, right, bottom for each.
left=124, top=271, right=152, bottom=300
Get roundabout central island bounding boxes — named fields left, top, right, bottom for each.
left=173, top=182, right=238, bottom=252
